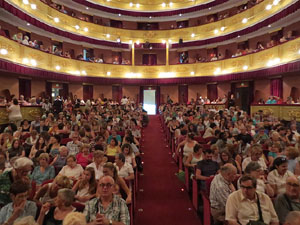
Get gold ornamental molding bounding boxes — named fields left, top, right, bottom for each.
left=6, top=0, right=293, bottom=44
left=1, top=35, right=300, bottom=78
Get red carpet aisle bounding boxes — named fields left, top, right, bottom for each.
left=135, top=115, right=201, bottom=225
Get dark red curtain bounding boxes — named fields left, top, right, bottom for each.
left=178, top=85, right=188, bottom=104
left=142, top=54, right=157, bottom=65
left=139, top=86, right=144, bottom=104
left=270, top=78, right=283, bottom=98
left=61, top=83, right=69, bottom=100
left=19, top=78, right=31, bottom=99
left=155, top=86, right=160, bottom=114
left=112, top=86, right=122, bottom=103
left=207, top=84, right=218, bottom=101
left=45, top=81, right=52, bottom=100
left=83, top=85, right=93, bottom=100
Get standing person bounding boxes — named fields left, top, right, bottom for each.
left=228, top=94, right=235, bottom=109
left=53, top=96, right=63, bottom=117
left=84, top=175, right=130, bottom=225
left=6, top=99, right=22, bottom=127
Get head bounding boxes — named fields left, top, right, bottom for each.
left=115, top=153, right=126, bottom=166
left=203, top=149, right=213, bottom=161
left=240, top=175, right=257, bottom=200
left=93, top=150, right=105, bottom=164
left=66, top=155, right=77, bottom=168
left=63, top=212, right=87, bottom=225
left=52, top=175, right=72, bottom=191
left=81, top=144, right=90, bottom=155
left=250, top=144, right=263, bottom=161
left=284, top=211, right=300, bottom=225
left=285, top=176, right=300, bottom=200
left=13, top=157, right=33, bottom=179
left=103, top=162, right=118, bottom=179
left=59, top=146, right=69, bottom=157
left=220, top=150, right=231, bottom=163
left=13, top=98, right=18, bottom=105
left=193, top=144, right=203, bottom=154
left=98, top=175, right=115, bottom=198
left=55, top=188, right=75, bottom=208
left=121, top=143, right=132, bottom=155
left=220, top=163, right=237, bottom=182
left=12, top=139, right=20, bottom=149
left=10, top=180, right=30, bottom=206
left=38, top=153, right=50, bottom=167
left=272, top=157, right=288, bottom=175
left=187, top=133, right=194, bottom=141
left=110, top=138, right=118, bottom=146
left=53, top=134, right=61, bottom=144
left=244, top=161, right=262, bottom=179
left=82, top=167, right=96, bottom=184
left=286, top=146, right=299, bottom=160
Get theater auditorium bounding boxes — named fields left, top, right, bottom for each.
left=0, top=0, right=300, bottom=224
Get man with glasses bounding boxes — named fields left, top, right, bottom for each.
left=275, top=176, right=300, bottom=223
left=84, top=175, right=130, bottom=225
left=67, top=133, right=82, bottom=156
left=226, top=175, right=279, bottom=225
left=0, top=180, right=37, bottom=225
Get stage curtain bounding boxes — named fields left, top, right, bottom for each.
left=45, top=81, right=52, bottom=100
left=155, top=86, right=160, bottom=114
left=207, top=84, right=218, bottom=101
left=139, top=86, right=144, bottom=104
left=270, top=78, right=283, bottom=98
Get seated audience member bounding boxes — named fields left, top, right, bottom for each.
left=8, top=139, right=25, bottom=158
left=196, top=149, right=220, bottom=189
left=219, top=150, right=242, bottom=174
left=266, top=96, right=278, bottom=104
left=268, top=143, right=282, bottom=167
left=203, top=123, right=217, bottom=139
left=184, top=144, right=203, bottom=168
left=84, top=175, right=130, bottom=225
left=284, top=211, right=300, bottom=225
left=225, top=175, right=279, bottom=225
left=0, top=157, right=33, bottom=205
left=22, top=36, right=29, bottom=45
left=102, top=162, right=131, bottom=204
left=34, top=175, right=71, bottom=205
left=243, top=162, right=274, bottom=197
left=176, top=133, right=198, bottom=164
left=121, top=144, right=137, bottom=168
left=51, top=146, right=68, bottom=172
left=253, top=127, right=269, bottom=144
left=106, top=137, right=121, bottom=157
left=87, top=150, right=105, bottom=180
left=12, top=33, right=23, bottom=43
left=62, top=212, right=87, bottom=225
left=37, top=188, right=75, bottom=225
left=31, top=153, right=55, bottom=186
left=72, top=167, right=97, bottom=203
left=48, top=135, right=61, bottom=157
left=67, top=133, right=82, bottom=156
left=76, top=144, right=93, bottom=168
left=285, top=146, right=300, bottom=175
left=115, top=153, right=134, bottom=181
left=209, top=164, right=237, bottom=224
left=0, top=180, right=37, bottom=225
left=58, top=155, right=83, bottom=181
left=242, top=144, right=267, bottom=172
left=275, top=176, right=300, bottom=223
left=268, top=157, right=294, bottom=196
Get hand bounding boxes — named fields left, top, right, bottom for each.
left=13, top=200, right=26, bottom=217
left=40, top=202, right=51, bottom=214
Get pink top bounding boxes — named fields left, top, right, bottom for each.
left=76, top=152, right=93, bottom=168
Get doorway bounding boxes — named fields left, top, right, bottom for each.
left=143, top=90, right=156, bottom=115
left=235, top=86, right=250, bottom=113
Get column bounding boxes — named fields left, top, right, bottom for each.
left=166, top=42, right=169, bottom=65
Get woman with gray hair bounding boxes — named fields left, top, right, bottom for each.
left=0, top=157, right=33, bottom=206
left=241, top=161, right=274, bottom=197
left=37, top=188, right=76, bottom=225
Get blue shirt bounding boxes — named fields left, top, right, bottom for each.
left=31, top=165, right=55, bottom=185
left=0, top=200, right=37, bottom=224
left=107, top=135, right=122, bottom=145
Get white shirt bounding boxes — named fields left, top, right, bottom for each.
left=8, top=104, right=22, bottom=121
left=59, top=164, right=83, bottom=180
left=242, top=157, right=267, bottom=171
left=87, top=162, right=104, bottom=180
left=116, top=162, right=134, bottom=178
left=267, top=169, right=294, bottom=195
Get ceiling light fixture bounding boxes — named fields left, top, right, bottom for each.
left=242, top=18, right=248, bottom=23
left=0, top=49, right=8, bottom=55
left=31, top=4, right=37, bottom=10
left=84, top=27, right=89, bottom=32
left=162, top=2, right=166, bottom=7
left=54, top=17, right=60, bottom=23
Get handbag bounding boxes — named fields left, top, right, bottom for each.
left=246, top=193, right=267, bottom=225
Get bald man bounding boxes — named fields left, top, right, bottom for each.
left=284, top=211, right=300, bottom=225
left=275, top=176, right=300, bottom=223
left=210, top=163, right=237, bottom=224
left=84, top=176, right=130, bottom=225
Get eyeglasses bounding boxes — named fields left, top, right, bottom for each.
left=287, top=182, right=300, bottom=188
left=99, top=183, right=113, bottom=188
left=241, top=185, right=254, bottom=190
